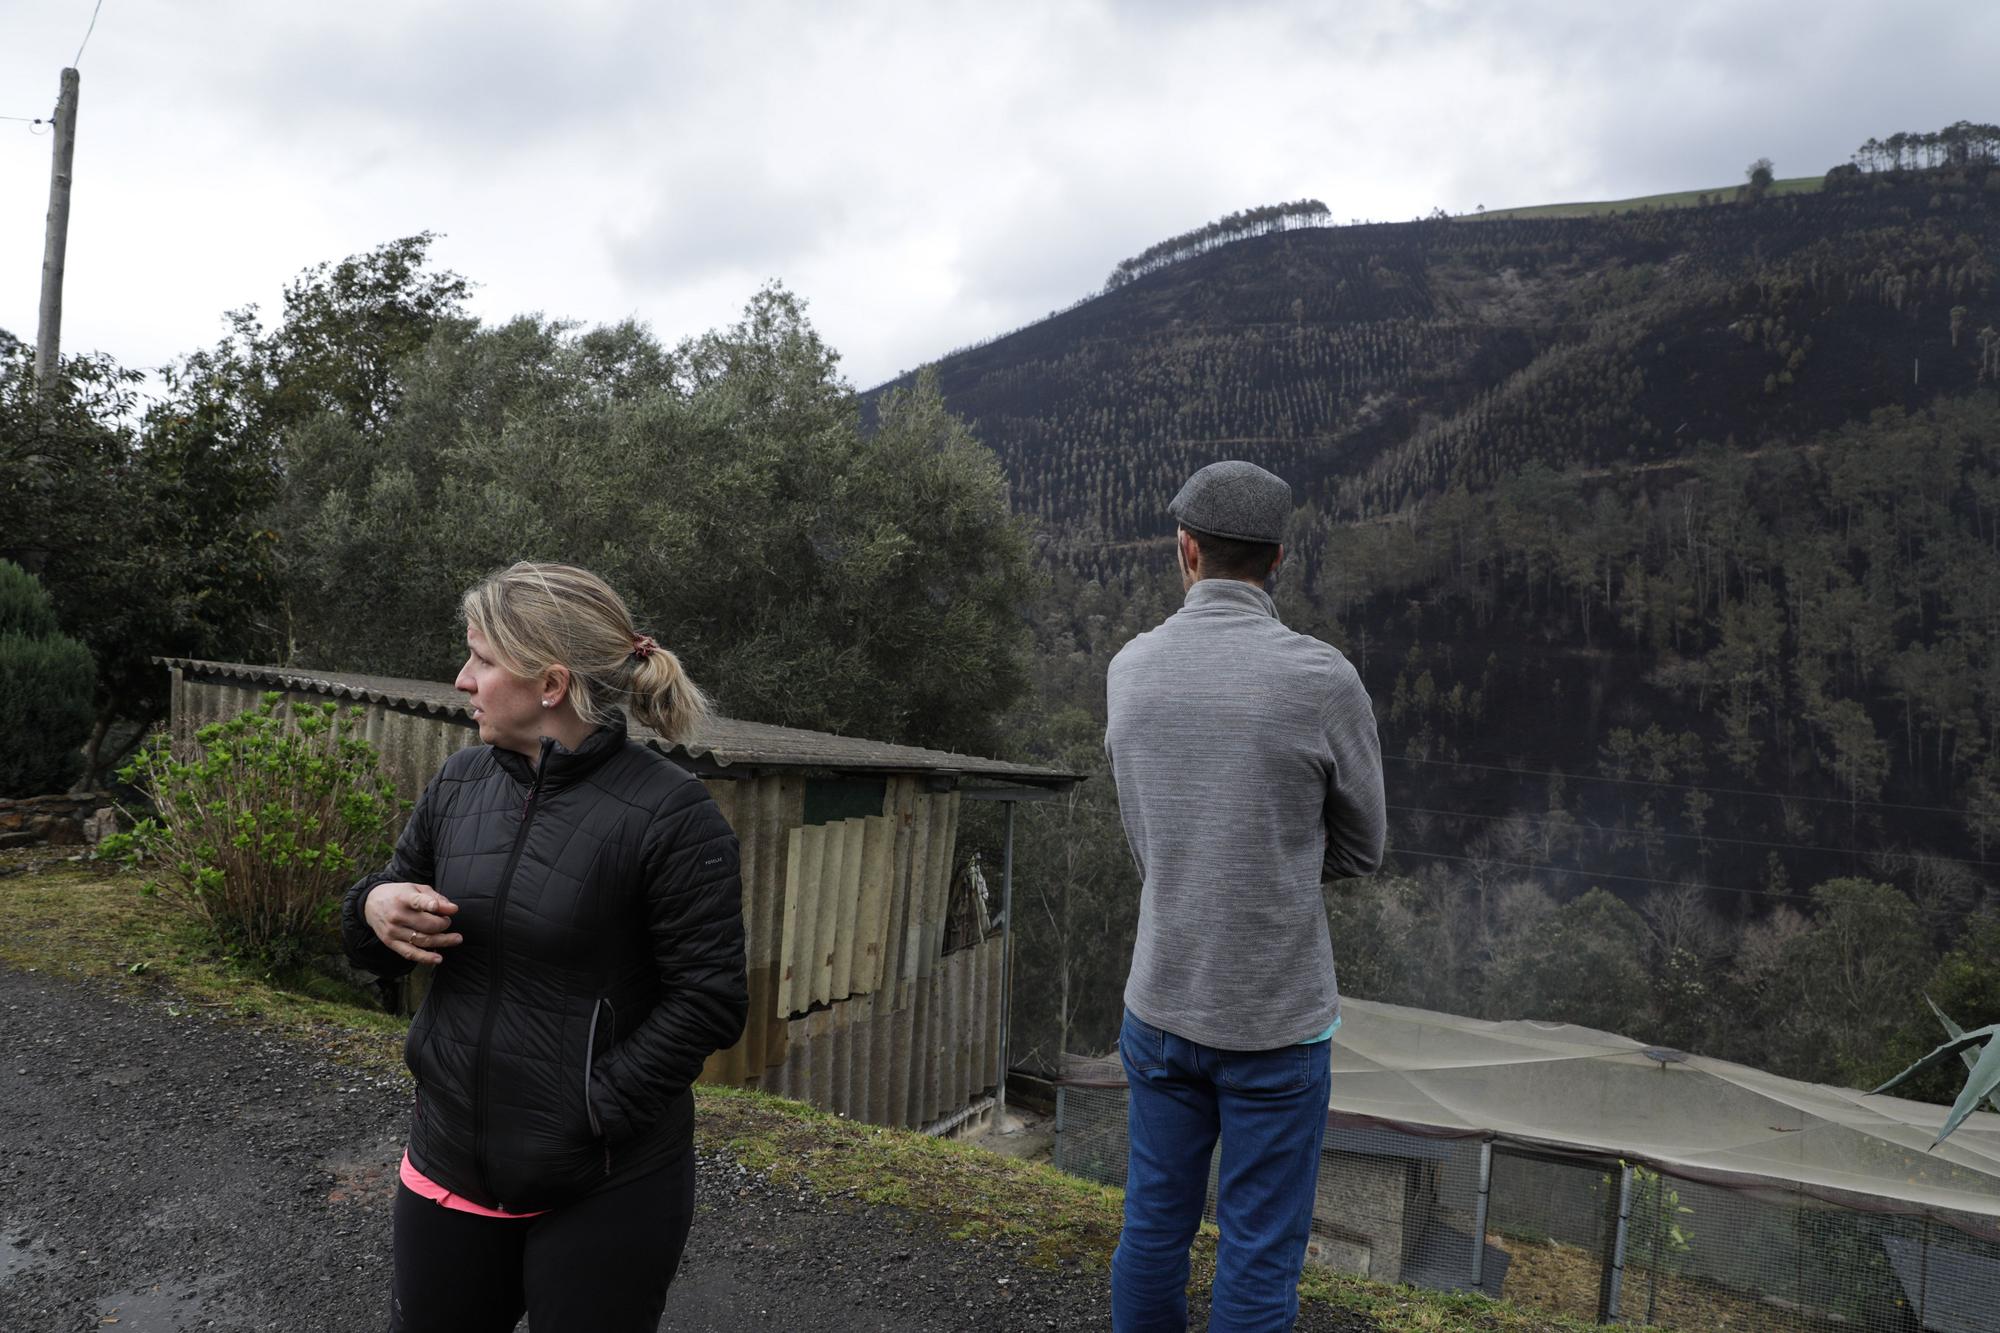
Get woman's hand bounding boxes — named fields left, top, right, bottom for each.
left=364, top=882, right=463, bottom=965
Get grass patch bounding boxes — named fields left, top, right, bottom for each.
left=0, top=856, right=1599, bottom=1331
left=0, top=854, right=407, bottom=1073
left=695, top=1081, right=1128, bottom=1270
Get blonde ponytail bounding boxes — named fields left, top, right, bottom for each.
left=626, top=647, right=709, bottom=748
left=461, top=562, right=710, bottom=747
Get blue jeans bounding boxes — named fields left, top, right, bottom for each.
left=1111, top=1010, right=1331, bottom=1333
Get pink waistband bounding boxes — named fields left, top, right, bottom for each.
left=399, top=1151, right=547, bottom=1219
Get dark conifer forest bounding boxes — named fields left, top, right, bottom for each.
left=882, top=142, right=2000, bottom=1092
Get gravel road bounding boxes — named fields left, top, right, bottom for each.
left=0, top=963, right=1376, bottom=1332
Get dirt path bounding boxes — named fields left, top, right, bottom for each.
left=0, top=964, right=1374, bottom=1332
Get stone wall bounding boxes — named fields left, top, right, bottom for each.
left=0, top=793, right=116, bottom=849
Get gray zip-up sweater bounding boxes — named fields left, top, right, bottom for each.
left=1106, top=577, right=1385, bottom=1050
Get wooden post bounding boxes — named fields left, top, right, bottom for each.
left=34, top=67, right=80, bottom=400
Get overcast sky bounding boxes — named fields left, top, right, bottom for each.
left=2, top=1, right=1993, bottom=390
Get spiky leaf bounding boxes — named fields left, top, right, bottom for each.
left=1932, top=1034, right=2000, bottom=1148
left=1927, top=995, right=2000, bottom=1114
left=1871, top=1024, right=2000, bottom=1095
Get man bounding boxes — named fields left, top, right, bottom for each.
left=1104, top=460, right=1385, bottom=1332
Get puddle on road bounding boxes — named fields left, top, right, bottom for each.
left=321, top=1136, right=403, bottom=1205
left=96, top=1283, right=209, bottom=1331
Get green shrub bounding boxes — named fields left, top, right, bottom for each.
left=103, top=693, right=406, bottom=966
left=0, top=558, right=62, bottom=638
left=0, top=560, right=95, bottom=796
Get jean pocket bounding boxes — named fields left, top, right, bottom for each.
left=1215, top=1042, right=1312, bottom=1095
left=1120, top=1010, right=1167, bottom=1075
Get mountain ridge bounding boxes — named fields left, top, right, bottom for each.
left=869, top=165, right=1994, bottom=542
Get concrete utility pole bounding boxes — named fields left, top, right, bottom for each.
left=34, top=67, right=80, bottom=400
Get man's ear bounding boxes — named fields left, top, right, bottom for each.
left=1178, top=528, right=1201, bottom=579
left=1269, top=544, right=1286, bottom=580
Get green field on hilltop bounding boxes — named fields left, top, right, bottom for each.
left=1472, top=174, right=1822, bottom=219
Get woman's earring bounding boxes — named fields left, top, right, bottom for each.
left=541, top=699, right=554, bottom=708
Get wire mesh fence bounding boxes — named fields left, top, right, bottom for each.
left=1055, top=1071, right=2000, bottom=1331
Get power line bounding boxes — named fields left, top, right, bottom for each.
left=1384, top=846, right=1962, bottom=914
left=1387, top=802, right=2000, bottom=872
left=73, top=0, right=106, bottom=67
left=1383, top=751, right=1972, bottom=819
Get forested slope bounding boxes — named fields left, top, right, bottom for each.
left=878, top=167, right=1997, bottom=536
left=893, top=160, right=2000, bottom=1085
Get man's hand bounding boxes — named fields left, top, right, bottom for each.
left=364, top=882, right=463, bottom=965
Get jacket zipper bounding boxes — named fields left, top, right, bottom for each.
left=471, top=738, right=552, bottom=1207
left=585, top=997, right=616, bottom=1176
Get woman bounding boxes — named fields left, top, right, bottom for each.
left=341, top=562, right=748, bottom=1332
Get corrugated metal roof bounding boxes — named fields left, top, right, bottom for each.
left=157, top=658, right=1080, bottom=788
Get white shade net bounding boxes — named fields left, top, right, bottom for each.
left=1328, top=999, right=2000, bottom=1219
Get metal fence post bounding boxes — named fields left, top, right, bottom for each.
left=1598, top=1163, right=1633, bottom=1324
left=1471, top=1140, right=1493, bottom=1291
left=995, top=798, right=1015, bottom=1122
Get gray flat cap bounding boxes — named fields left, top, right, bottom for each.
left=1169, top=460, right=1292, bottom=543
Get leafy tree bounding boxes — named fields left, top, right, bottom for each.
left=1482, top=886, right=1651, bottom=1034
left=273, top=276, right=1036, bottom=755
left=250, top=232, right=472, bottom=434
left=0, top=348, right=278, bottom=779
left=1748, top=879, right=1932, bottom=1086
left=1745, top=158, right=1775, bottom=195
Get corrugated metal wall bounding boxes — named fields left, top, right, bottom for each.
left=172, top=669, right=1002, bottom=1132
left=700, top=776, right=1001, bottom=1129
left=169, top=671, right=479, bottom=804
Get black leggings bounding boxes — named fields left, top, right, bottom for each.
left=388, top=1152, right=695, bottom=1333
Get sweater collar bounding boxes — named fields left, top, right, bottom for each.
left=490, top=709, right=628, bottom=791
left=1180, top=577, right=1277, bottom=620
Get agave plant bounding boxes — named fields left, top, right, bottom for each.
left=1870, top=996, right=2000, bottom=1148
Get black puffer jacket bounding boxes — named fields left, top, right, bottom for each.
left=341, top=713, right=747, bottom=1213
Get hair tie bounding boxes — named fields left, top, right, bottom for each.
left=630, top=633, right=659, bottom=662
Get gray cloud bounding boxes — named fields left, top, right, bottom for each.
left=2, top=0, right=1996, bottom=388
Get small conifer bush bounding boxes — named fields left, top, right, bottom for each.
left=0, top=559, right=95, bottom=797
left=104, top=693, right=406, bottom=966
